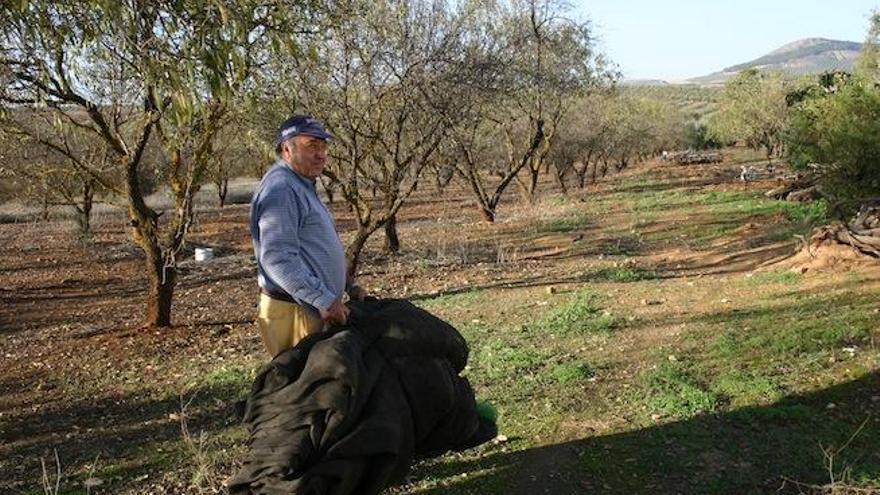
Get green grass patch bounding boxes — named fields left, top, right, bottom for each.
left=746, top=270, right=803, bottom=285
left=535, top=213, right=591, bottom=234
left=472, top=339, right=545, bottom=381
left=535, top=289, right=621, bottom=335
left=710, top=370, right=783, bottom=407
left=705, top=296, right=874, bottom=364
left=550, top=361, right=595, bottom=384
left=782, top=199, right=829, bottom=224
left=640, top=361, right=718, bottom=418
left=200, top=365, right=252, bottom=389
left=625, top=189, right=828, bottom=230
left=418, top=289, right=484, bottom=309
left=187, top=364, right=256, bottom=400
left=707, top=194, right=829, bottom=225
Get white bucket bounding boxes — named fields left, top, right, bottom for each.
left=194, top=247, right=214, bottom=262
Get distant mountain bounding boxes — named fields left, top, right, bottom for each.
left=687, top=38, right=863, bottom=86
left=621, top=79, right=671, bottom=87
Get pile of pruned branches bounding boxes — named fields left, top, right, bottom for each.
left=663, top=150, right=723, bottom=165
left=811, top=205, right=880, bottom=258
left=765, top=174, right=821, bottom=202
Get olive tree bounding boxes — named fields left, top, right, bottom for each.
left=708, top=69, right=790, bottom=164
left=500, top=0, right=611, bottom=202
left=0, top=118, right=115, bottom=235
left=444, top=0, right=612, bottom=219
left=1, top=0, right=311, bottom=326
left=277, top=0, right=466, bottom=273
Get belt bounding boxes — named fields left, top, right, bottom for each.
left=260, top=287, right=298, bottom=304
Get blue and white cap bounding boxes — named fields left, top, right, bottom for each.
left=274, top=115, right=333, bottom=150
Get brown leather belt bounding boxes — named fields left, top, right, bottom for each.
left=260, top=287, right=297, bottom=304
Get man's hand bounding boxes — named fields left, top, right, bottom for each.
left=320, top=298, right=350, bottom=325
left=347, top=284, right=367, bottom=301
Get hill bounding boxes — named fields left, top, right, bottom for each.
left=687, top=37, right=862, bottom=86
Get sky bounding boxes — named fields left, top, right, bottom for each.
left=574, top=0, right=878, bottom=81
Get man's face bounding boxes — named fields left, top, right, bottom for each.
left=283, top=135, right=328, bottom=179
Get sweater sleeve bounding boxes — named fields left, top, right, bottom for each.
left=256, top=183, right=338, bottom=311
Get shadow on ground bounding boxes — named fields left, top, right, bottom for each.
left=0, top=379, right=246, bottom=493
left=405, top=371, right=880, bottom=494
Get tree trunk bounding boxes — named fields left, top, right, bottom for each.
left=75, top=180, right=95, bottom=238
left=434, top=171, right=444, bottom=193
left=41, top=193, right=50, bottom=221
left=320, top=177, right=335, bottom=204
left=514, top=173, right=532, bottom=204
left=217, top=175, right=229, bottom=207
left=527, top=166, right=540, bottom=201
left=553, top=167, right=569, bottom=194
left=346, top=227, right=371, bottom=279
left=383, top=214, right=400, bottom=254
left=145, top=253, right=176, bottom=327
left=479, top=205, right=496, bottom=222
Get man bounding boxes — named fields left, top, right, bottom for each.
left=250, top=115, right=366, bottom=357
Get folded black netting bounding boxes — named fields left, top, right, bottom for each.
left=228, top=298, right=495, bottom=495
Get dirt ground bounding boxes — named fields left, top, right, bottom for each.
left=1, top=154, right=878, bottom=494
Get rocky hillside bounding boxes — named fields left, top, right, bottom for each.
left=687, top=38, right=862, bottom=86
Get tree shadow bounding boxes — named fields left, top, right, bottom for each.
left=0, top=380, right=245, bottom=493
left=402, top=371, right=880, bottom=494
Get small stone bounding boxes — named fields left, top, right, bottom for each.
left=650, top=414, right=661, bottom=421
left=720, top=298, right=730, bottom=303
left=826, top=403, right=836, bottom=409
left=495, top=434, right=509, bottom=443
left=870, top=396, right=879, bottom=403
left=667, top=355, right=678, bottom=362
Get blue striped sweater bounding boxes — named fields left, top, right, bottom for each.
left=249, top=161, right=346, bottom=313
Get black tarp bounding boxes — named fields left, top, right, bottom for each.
left=229, top=298, right=494, bottom=495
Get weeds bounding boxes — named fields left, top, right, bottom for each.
left=472, top=339, right=544, bottom=381
left=40, top=449, right=61, bottom=495
left=780, top=417, right=879, bottom=495
left=178, top=395, right=222, bottom=493
left=419, top=289, right=484, bottom=309
left=551, top=362, right=595, bottom=384
left=535, top=213, right=591, bottom=234
left=710, top=370, right=783, bottom=407
left=640, top=361, right=717, bottom=418
left=535, top=289, right=621, bottom=335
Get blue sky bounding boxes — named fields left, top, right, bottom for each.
left=574, top=0, right=878, bottom=81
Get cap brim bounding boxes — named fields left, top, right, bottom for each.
left=299, top=130, right=333, bottom=140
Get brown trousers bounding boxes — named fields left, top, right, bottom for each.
left=256, top=293, right=324, bottom=357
